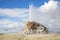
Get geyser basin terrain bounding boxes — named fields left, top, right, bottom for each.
left=0, top=34, right=60, bottom=40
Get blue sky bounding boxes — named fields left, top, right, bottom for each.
left=0, top=0, right=48, bottom=23
left=0, top=0, right=60, bottom=34
left=0, top=0, right=48, bottom=8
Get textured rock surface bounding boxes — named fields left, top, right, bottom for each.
left=22, top=21, right=49, bottom=34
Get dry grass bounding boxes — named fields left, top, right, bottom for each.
left=0, top=34, right=60, bottom=40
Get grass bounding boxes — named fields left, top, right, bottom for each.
left=0, top=34, right=60, bottom=40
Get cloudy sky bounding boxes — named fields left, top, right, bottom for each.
left=0, top=0, right=60, bottom=34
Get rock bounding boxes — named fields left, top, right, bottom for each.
left=23, top=21, right=49, bottom=34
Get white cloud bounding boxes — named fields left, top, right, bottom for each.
left=0, top=8, right=29, bottom=17
left=40, top=0, right=58, bottom=13
left=0, top=19, right=19, bottom=28
left=0, top=19, right=27, bottom=33
left=0, top=8, right=29, bottom=33
left=0, top=8, right=29, bottom=31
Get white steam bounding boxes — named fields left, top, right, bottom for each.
left=29, top=0, right=60, bottom=33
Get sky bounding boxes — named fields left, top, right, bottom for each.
left=0, top=0, right=60, bottom=34
left=0, top=0, right=48, bottom=8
